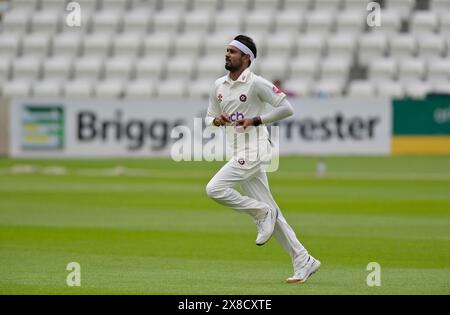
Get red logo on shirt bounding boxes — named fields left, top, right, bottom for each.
left=239, top=94, right=247, bottom=102
left=218, top=94, right=223, bottom=103
left=272, top=86, right=282, bottom=94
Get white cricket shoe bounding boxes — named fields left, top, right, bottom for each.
left=286, top=255, right=321, bottom=284
left=254, top=207, right=278, bottom=246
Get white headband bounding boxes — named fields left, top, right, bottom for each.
left=229, top=39, right=255, bottom=61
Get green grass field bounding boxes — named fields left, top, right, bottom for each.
left=0, top=156, right=449, bottom=294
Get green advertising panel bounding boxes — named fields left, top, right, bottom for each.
left=393, top=96, right=450, bottom=135
left=21, top=105, right=65, bottom=150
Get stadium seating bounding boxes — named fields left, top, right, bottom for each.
left=0, top=0, right=449, bottom=99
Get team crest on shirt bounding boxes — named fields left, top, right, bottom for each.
left=239, top=94, right=247, bottom=102
left=217, top=94, right=223, bottom=103
left=238, top=158, right=245, bottom=165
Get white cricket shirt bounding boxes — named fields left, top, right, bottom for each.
left=205, top=68, right=287, bottom=161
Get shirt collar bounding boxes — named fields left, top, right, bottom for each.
left=224, top=68, right=251, bottom=85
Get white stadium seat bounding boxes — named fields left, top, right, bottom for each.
left=398, top=58, right=426, bottom=82
left=358, top=32, right=388, bottom=66
left=265, top=34, right=295, bottom=58
left=295, top=34, right=327, bottom=57
left=430, top=0, right=450, bottom=12
left=403, top=81, right=432, bottom=99
left=165, top=56, right=197, bottom=80
left=372, top=10, right=401, bottom=35
left=290, top=56, right=320, bottom=80
left=112, top=33, right=143, bottom=58
left=417, top=35, right=446, bottom=59
left=2, top=9, right=31, bottom=34
left=135, top=57, right=167, bottom=80
left=244, top=10, right=274, bottom=36
left=273, top=10, right=305, bottom=34
left=347, top=80, right=376, bottom=97
left=21, top=33, right=51, bottom=58
left=410, top=11, right=439, bottom=35
left=389, top=34, right=418, bottom=60
left=305, top=11, right=335, bottom=34
left=283, top=0, right=311, bottom=11
left=39, top=0, right=67, bottom=12
left=101, top=0, right=131, bottom=12
left=319, top=57, right=352, bottom=83
left=63, top=79, right=95, bottom=98
left=122, top=9, right=151, bottom=34
left=222, top=0, right=250, bottom=12
left=439, top=13, right=450, bottom=35
left=312, top=80, right=346, bottom=97
left=432, top=82, right=450, bottom=94
left=183, top=10, right=214, bottom=34
left=344, top=0, right=372, bottom=12
left=160, top=0, right=190, bottom=12
left=152, top=10, right=183, bottom=34
left=132, top=0, right=158, bottom=10
left=155, top=79, right=187, bottom=98
left=142, top=33, right=174, bottom=58
left=73, top=57, right=104, bottom=80
left=172, top=34, right=204, bottom=58
left=196, top=56, right=227, bottom=81
left=32, top=79, right=63, bottom=98
left=376, top=80, right=405, bottom=99
left=73, top=0, right=100, bottom=13
left=191, top=0, right=219, bottom=11
left=52, top=33, right=82, bottom=58
left=94, top=80, right=125, bottom=98
left=326, top=34, right=357, bottom=59
left=314, top=0, right=343, bottom=12
left=213, top=10, right=244, bottom=35
left=2, top=80, right=32, bottom=97
left=124, top=80, right=156, bottom=98
left=31, top=10, right=61, bottom=34
left=203, top=34, right=235, bottom=57
left=90, top=10, right=123, bottom=34
left=11, top=0, right=38, bottom=11
left=104, top=57, right=136, bottom=81
left=336, top=10, right=365, bottom=34
left=384, top=0, right=415, bottom=19
left=0, top=33, right=22, bottom=58
left=283, top=79, right=313, bottom=97
left=12, top=57, right=42, bottom=81
left=42, top=56, right=74, bottom=80
left=187, top=79, right=212, bottom=99
left=258, top=56, right=289, bottom=80
left=369, top=58, right=398, bottom=82
left=428, top=59, right=450, bottom=83
left=252, top=0, right=281, bottom=11
left=82, top=33, right=113, bottom=57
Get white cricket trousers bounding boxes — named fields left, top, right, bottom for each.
left=205, top=158, right=309, bottom=268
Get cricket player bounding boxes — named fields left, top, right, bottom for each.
left=205, top=35, right=320, bottom=283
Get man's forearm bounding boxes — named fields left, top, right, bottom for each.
left=260, top=99, right=294, bottom=124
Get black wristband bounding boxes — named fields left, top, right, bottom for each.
left=252, top=116, right=262, bottom=126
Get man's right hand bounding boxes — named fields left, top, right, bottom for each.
left=213, top=113, right=231, bottom=126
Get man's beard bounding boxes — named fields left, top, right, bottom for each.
left=225, top=60, right=238, bottom=71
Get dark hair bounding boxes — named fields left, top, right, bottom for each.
left=234, top=35, right=257, bottom=66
